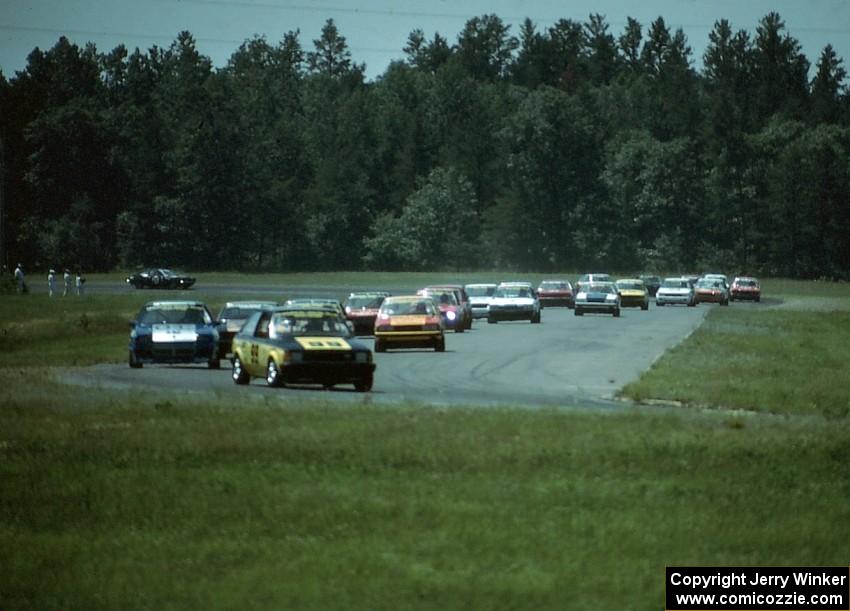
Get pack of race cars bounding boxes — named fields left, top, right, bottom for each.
left=127, top=274, right=761, bottom=392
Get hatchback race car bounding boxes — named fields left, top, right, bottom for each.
left=230, top=307, right=375, bottom=391
left=374, top=296, right=445, bottom=352
left=488, top=282, right=541, bottom=323
left=694, top=278, right=730, bottom=306
left=655, top=277, right=696, bottom=307
left=343, top=291, right=390, bottom=334
left=615, top=279, right=649, bottom=310
left=537, top=280, right=574, bottom=308
left=730, top=276, right=761, bottom=302
left=126, top=268, right=196, bottom=289
left=418, top=287, right=465, bottom=332
left=464, top=283, right=498, bottom=319
left=128, top=300, right=220, bottom=368
left=422, top=285, right=472, bottom=330
left=574, top=282, right=621, bottom=317
left=217, top=301, right=279, bottom=356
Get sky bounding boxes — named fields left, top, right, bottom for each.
left=2, top=0, right=850, bottom=82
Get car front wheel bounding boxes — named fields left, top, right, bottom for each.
left=354, top=375, right=373, bottom=392
left=232, top=356, right=250, bottom=385
left=129, top=350, right=142, bottom=368
left=613, top=308, right=621, bottom=318
left=266, top=359, right=283, bottom=387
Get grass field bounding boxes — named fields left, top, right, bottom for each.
left=2, top=275, right=849, bottom=609
left=2, top=372, right=849, bottom=610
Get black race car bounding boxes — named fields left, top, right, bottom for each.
left=126, top=268, right=196, bottom=289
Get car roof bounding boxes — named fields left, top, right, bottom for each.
left=384, top=295, right=434, bottom=303
left=347, top=291, right=390, bottom=297
left=145, top=300, right=206, bottom=307
left=464, top=283, right=497, bottom=287
left=616, top=278, right=643, bottom=283
left=498, top=281, right=533, bottom=287
left=222, top=301, right=279, bottom=308
left=539, top=279, right=570, bottom=284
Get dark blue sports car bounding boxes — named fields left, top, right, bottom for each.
left=129, top=300, right=220, bottom=368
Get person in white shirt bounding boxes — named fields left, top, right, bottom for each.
left=47, top=269, right=56, bottom=297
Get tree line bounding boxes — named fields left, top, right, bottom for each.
left=1, top=12, right=848, bottom=278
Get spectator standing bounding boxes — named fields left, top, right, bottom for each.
left=63, top=269, right=71, bottom=296
left=47, top=268, right=56, bottom=297
left=76, top=270, right=85, bottom=296
left=14, top=263, right=26, bottom=293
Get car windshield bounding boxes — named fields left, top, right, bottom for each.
left=642, top=276, right=660, bottom=283
left=662, top=279, right=689, bottom=289
left=421, top=290, right=458, bottom=305
left=381, top=300, right=436, bottom=316
left=616, top=282, right=643, bottom=290
left=346, top=295, right=385, bottom=309
left=269, top=313, right=350, bottom=338
left=697, top=280, right=722, bottom=289
left=138, top=305, right=210, bottom=325
left=495, top=287, right=531, bottom=298
left=159, top=269, right=179, bottom=278
left=540, top=282, right=568, bottom=290
left=465, top=286, right=496, bottom=297
left=585, top=284, right=614, bottom=294
left=738, top=279, right=758, bottom=287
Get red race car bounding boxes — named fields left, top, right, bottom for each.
left=417, top=287, right=466, bottom=333
left=536, top=280, right=574, bottom=308
left=694, top=278, right=729, bottom=306
left=343, top=291, right=390, bottom=334
left=730, top=277, right=761, bottom=302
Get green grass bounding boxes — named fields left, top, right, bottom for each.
left=2, top=372, right=849, bottom=610
left=622, top=308, right=850, bottom=416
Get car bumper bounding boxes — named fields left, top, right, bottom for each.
left=575, top=301, right=618, bottom=312
left=619, top=296, right=647, bottom=307
left=375, top=330, right=442, bottom=348
left=656, top=294, right=692, bottom=305
left=539, top=296, right=573, bottom=307
left=470, top=305, right=490, bottom=319
left=281, top=361, right=375, bottom=385
left=131, top=341, right=217, bottom=364
left=487, top=306, right=534, bottom=321
left=731, top=291, right=760, bottom=300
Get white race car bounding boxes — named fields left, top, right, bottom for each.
left=487, top=282, right=541, bottom=324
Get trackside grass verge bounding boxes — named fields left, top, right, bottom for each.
left=2, top=372, right=849, bottom=611
left=621, top=307, right=850, bottom=417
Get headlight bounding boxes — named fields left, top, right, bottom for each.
left=355, top=352, right=370, bottom=363
left=606, top=294, right=617, bottom=301
left=577, top=292, right=587, bottom=300
left=446, top=311, right=456, bottom=321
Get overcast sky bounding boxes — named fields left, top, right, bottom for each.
left=2, top=0, right=849, bottom=81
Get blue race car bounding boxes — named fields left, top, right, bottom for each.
left=129, top=300, right=221, bottom=369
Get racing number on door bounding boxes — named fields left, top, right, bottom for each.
left=250, top=344, right=259, bottom=366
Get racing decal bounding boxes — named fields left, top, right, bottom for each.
left=294, top=337, right=352, bottom=351
left=152, top=324, right=198, bottom=342
left=389, top=316, right=427, bottom=326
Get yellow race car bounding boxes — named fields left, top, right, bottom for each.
left=615, top=279, right=650, bottom=310
left=230, top=306, right=375, bottom=391
left=373, top=295, right=445, bottom=352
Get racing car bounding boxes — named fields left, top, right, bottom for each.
left=230, top=306, right=375, bottom=391
left=128, top=300, right=220, bottom=368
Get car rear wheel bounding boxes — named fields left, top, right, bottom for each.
left=354, top=375, right=373, bottom=392
left=374, top=338, right=386, bottom=353
left=266, top=359, right=283, bottom=387
left=129, top=350, right=142, bottom=368
left=487, top=316, right=497, bottom=324
left=232, top=356, right=249, bottom=385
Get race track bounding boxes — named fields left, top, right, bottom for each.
left=69, top=295, right=709, bottom=409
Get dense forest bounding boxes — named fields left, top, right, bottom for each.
left=1, top=12, right=848, bottom=277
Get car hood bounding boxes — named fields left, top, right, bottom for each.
left=658, top=287, right=691, bottom=295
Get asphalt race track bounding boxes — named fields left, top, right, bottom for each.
left=67, top=284, right=709, bottom=409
